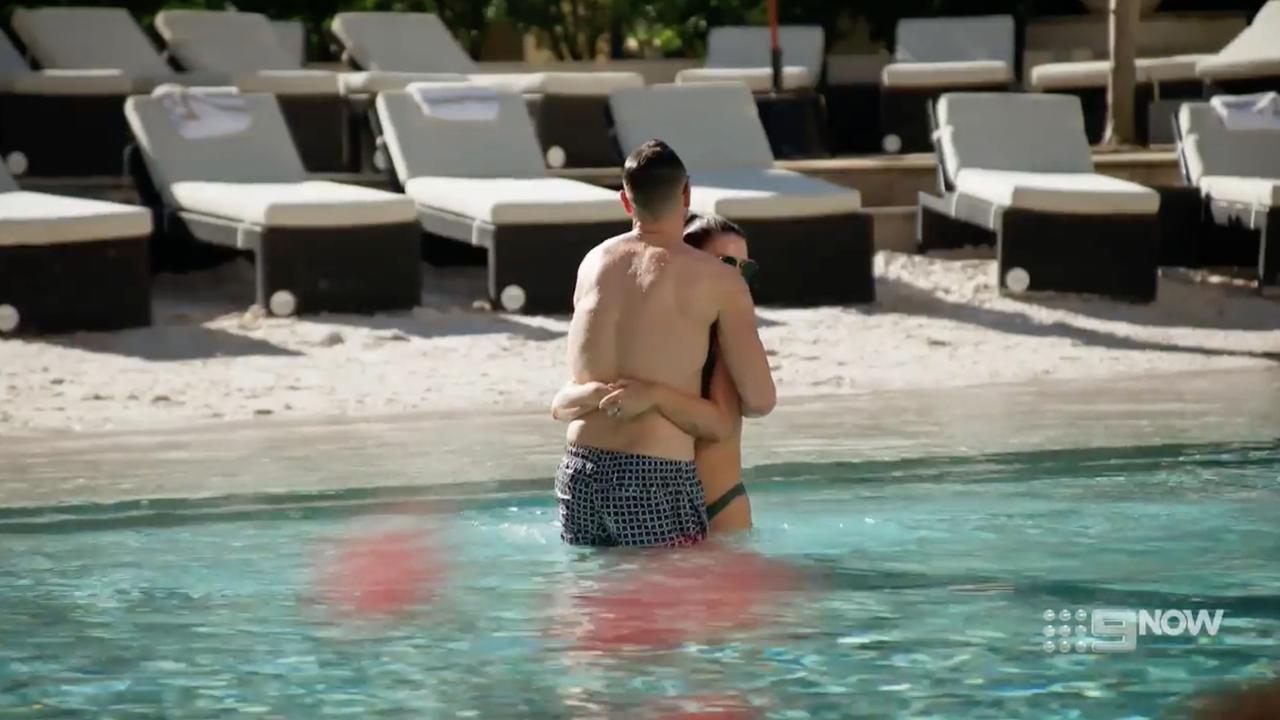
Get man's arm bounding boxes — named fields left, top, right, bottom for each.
left=714, top=275, right=776, bottom=417
left=598, top=379, right=735, bottom=442
left=550, top=380, right=611, bottom=422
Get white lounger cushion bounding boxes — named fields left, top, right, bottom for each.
left=3, top=69, right=133, bottom=95
left=675, top=66, right=812, bottom=92
left=895, top=15, right=1014, bottom=65
left=1198, top=176, right=1280, bottom=207
left=0, top=191, right=152, bottom=246
left=935, top=93, right=1094, bottom=183
left=126, top=93, right=307, bottom=208
left=955, top=169, right=1159, bottom=215
left=230, top=69, right=341, bottom=95
left=467, top=71, right=643, bottom=96
left=339, top=71, right=465, bottom=95
left=1030, top=55, right=1208, bottom=90
left=156, top=10, right=306, bottom=73
left=333, top=12, right=477, bottom=74
left=333, top=12, right=642, bottom=96
left=169, top=181, right=414, bottom=228
left=376, top=88, right=547, bottom=180
left=690, top=169, right=861, bottom=219
left=11, top=7, right=172, bottom=77
left=1178, top=102, right=1280, bottom=183
left=696, top=26, right=825, bottom=89
left=404, top=177, right=625, bottom=225
left=1196, top=0, right=1280, bottom=81
left=881, top=60, right=1011, bottom=88
left=611, top=83, right=775, bottom=172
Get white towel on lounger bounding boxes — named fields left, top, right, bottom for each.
left=155, top=86, right=251, bottom=140
left=1210, top=92, right=1280, bottom=131
left=406, top=82, right=500, bottom=121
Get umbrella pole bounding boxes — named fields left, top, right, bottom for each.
left=768, top=0, right=782, bottom=94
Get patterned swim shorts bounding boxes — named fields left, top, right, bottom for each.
left=555, top=444, right=708, bottom=547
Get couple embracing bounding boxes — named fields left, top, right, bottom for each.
left=550, top=140, right=777, bottom=547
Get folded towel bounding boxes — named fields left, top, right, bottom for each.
left=407, top=82, right=500, bottom=121
left=1210, top=92, right=1280, bottom=131
left=155, top=86, right=251, bottom=139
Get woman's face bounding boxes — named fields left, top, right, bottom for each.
left=700, top=231, right=749, bottom=260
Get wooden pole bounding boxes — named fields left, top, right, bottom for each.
left=768, top=0, right=782, bottom=93
left=1103, top=0, right=1139, bottom=147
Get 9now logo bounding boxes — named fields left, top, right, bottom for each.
left=1040, top=608, right=1225, bottom=653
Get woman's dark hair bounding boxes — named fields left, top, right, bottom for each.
left=683, top=213, right=749, bottom=401
left=683, top=213, right=746, bottom=250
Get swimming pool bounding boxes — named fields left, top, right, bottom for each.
left=2, top=436, right=1277, bottom=718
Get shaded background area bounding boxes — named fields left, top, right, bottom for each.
left=0, top=0, right=1270, bottom=61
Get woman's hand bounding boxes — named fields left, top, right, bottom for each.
left=598, top=379, right=659, bottom=420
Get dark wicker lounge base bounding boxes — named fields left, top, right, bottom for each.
left=525, top=94, right=623, bottom=169
left=882, top=83, right=1011, bottom=154
left=418, top=206, right=629, bottom=314
left=0, top=94, right=130, bottom=176
left=731, top=212, right=875, bottom=306
left=277, top=94, right=349, bottom=173
left=824, top=81, right=882, bottom=154
left=919, top=193, right=1159, bottom=302
left=752, top=91, right=829, bottom=159
left=166, top=211, right=422, bottom=314
left=0, top=236, right=151, bottom=334
left=1205, top=202, right=1278, bottom=291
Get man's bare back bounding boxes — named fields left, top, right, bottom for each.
left=566, top=231, right=730, bottom=460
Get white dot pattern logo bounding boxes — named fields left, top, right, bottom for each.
left=1040, top=609, right=1093, bottom=653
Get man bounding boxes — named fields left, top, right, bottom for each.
left=554, top=139, right=776, bottom=547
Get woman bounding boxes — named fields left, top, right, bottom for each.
left=551, top=214, right=757, bottom=533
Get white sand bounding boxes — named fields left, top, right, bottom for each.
left=1, top=252, right=1276, bottom=435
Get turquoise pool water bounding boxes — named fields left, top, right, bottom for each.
left=1, top=440, right=1277, bottom=719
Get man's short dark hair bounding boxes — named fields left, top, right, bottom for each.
left=622, top=139, right=688, bottom=221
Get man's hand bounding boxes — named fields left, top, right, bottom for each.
left=598, top=379, right=658, bottom=420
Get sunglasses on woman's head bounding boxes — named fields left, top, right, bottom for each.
left=720, top=255, right=759, bottom=284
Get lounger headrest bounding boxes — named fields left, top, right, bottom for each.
left=375, top=86, right=545, bottom=180
left=1178, top=100, right=1280, bottom=183
left=935, top=93, right=1092, bottom=180
left=1209, top=92, right=1280, bottom=131
left=405, top=82, right=501, bottom=121
left=704, top=26, right=825, bottom=85
left=155, top=10, right=300, bottom=73
left=895, top=15, right=1015, bottom=66
left=155, top=86, right=252, bottom=140
left=610, top=83, right=775, bottom=172
left=10, top=6, right=171, bottom=77
left=331, top=12, right=478, bottom=74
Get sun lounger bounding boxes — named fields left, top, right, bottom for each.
left=0, top=30, right=135, bottom=177
left=920, top=92, right=1160, bottom=302
left=272, top=19, right=306, bottom=66
left=675, top=25, right=828, bottom=158
left=881, top=15, right=1015, bottom=153
left=1196, top=0, right=1280, bottom=95
left=332, top=12, right=643, bottom=168
left=611, top=82, right=873, bottom=306
left=374, top=83, right=629, bottom=313
left=154, top=10, right=348, bottom=172
left=10, top=7, right=230, bottom=92
left=125, top=88, right=421, bottom=314
left=1030, top=55, right=1207, bottom=145
left=0, top=164, right=151, bottom=333
left=1174, top=99, right=1280, bottom=291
